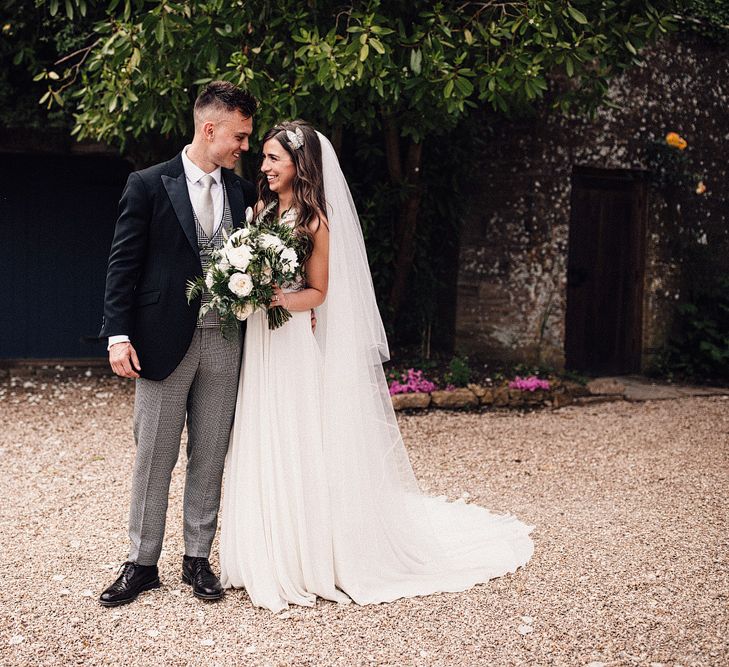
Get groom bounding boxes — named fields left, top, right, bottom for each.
left=98, top=81, right=257, bottom=606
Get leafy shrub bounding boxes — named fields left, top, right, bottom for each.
left=444, top=355, right=471, bottom=387
left=662, top=274, right=729, bottom=379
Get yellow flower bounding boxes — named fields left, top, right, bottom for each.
left=666, top=132, right=688, bottom=150
left=696, top=180, right=707, bottom=195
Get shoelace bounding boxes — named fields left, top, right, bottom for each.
left=187, top=558, right=212, bottom=578
left=108, top=562, right=137, bottom=592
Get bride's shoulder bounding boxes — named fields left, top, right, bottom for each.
left=307, top=210, right=329, bottom=235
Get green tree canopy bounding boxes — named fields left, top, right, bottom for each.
left=7, top=0, right=680, bottom=333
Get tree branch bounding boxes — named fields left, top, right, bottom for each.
left=382, top=113, right=403, bottom=185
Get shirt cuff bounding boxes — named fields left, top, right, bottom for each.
left=107, top=335, right=130, bottom=350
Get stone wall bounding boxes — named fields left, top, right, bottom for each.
left=455, top=34, right=729, bottom=370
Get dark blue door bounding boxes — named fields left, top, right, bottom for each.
left=0, top=153, right=132, bottom=358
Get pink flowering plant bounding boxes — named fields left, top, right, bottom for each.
left=388, top=368, right=437, bottom=396
left=508, top=375, right=551, bottom=392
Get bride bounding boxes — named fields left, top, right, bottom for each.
left=219, top=120, right=534, bottom=612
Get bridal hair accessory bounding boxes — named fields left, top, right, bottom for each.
left=286, top=127, right=305, bottom=150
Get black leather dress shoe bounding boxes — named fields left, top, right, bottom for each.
left=182, top=556, right=224, bottom=600
left=99, top=561, right=160, bottom=607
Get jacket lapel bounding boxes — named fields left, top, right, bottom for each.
left=161, top=155, right=199, bottom=258
left=222, top=169, right=245, bottom=229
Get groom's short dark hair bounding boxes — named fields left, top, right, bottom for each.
left=194, top=81, right=258, bottom=120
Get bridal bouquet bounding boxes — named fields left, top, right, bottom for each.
left=186, top=205, right=307, bottom=335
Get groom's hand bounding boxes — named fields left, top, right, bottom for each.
left=109, top=342, right=142, bottom=379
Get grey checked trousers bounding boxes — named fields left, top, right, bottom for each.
left=128, top=328, right=242, bottom=565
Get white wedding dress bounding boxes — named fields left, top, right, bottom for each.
left=219, top=135, right=534, bottom=613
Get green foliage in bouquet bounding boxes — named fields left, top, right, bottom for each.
left=186, top=203, right=309, bottom=337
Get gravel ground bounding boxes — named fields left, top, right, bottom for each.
left=1, top=374, right=727, bottom=667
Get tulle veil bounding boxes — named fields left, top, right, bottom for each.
left=313, top=131, right=534, bottom=601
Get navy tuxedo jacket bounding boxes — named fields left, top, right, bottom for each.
left=99, top=153, right=256, bottom=380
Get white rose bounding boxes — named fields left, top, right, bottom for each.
left=226, top=244, right=253, bottom=271
left=228, top=272, right=254, bottom=297
left=260, top=233, right=284, bottom=250
left=280, top=247, right=299, bottom=270
left=205, top=269, right=215, bottom=289
left=245, top=206, right=254, bottom=224
left=232, top=302, right=256, bottom=321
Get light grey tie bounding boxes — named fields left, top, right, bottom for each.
left=198, top=174, right=215, bottom=238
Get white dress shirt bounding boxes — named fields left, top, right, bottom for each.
left=108, top=147, right=224, bottom=349
left=180, top=144, right=224, bottom=234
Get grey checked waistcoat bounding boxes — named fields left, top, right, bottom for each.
left=195, top=181, right=234, bottom=328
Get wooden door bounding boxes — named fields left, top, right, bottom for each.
left=565, top=167, right=647, bottom=375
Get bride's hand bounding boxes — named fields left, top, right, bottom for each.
left=271, top=285, right=288, bottom=309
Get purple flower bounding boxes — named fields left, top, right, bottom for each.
left=388, top=368, right=437, bottom=395
left=508, top=375, right=551, bottom=392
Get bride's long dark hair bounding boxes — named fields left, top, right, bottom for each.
left=257, top=120, right=325, bottom=256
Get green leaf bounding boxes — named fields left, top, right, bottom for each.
left=130, top=48, right=141, bottom=69
left=454, top=77, right=473, bottom=96
left=409, top=48, right=422, bottom=74
left=444, top=79, right=454, bottom=98
left=359, top=43, right=369, bottom=61
left=565, top=55, right=574, bottom=77
left=567, top=6, right=588, bottom=24
left=625, top=39, right=637, bottom=55
left=49, top=0, right=59, bottom=16
left=370, top=38, right=385, bottom=54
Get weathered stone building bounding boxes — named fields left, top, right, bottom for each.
left=455, top=34, right=729, bottom=375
